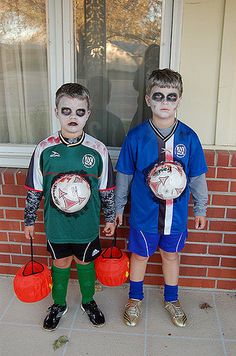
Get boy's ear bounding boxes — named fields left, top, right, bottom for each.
left=177, top=96, right=182, bottom=106
left=54, top=107, right=58, bottom=117
left=145, top=95, right=151, bottom=107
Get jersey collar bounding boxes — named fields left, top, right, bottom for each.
left=148, top=119, right=179, bottom=142
left=59, top=131, right=85, bottom=147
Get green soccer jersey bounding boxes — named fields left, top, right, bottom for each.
left=25, top=132, right=115, bottom=243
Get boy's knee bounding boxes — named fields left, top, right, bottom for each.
left=53, top=256, right=73, bottom=268
left=132, top=253, right=149, bottom=262
left=160, top=250, right=179, bottom=261
left=74, top=256, right=90, bottom=265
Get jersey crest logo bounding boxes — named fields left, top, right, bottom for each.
left=82, top=154, right=95, bottom=168
left=174, top=144, right=186, bottom=158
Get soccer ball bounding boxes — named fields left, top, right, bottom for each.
left=51, top=173, right=91, bottom=213
left=147, top=161, right=187, bottom=200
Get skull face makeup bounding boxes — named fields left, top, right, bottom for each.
left=151, top=92, right=178, bottom=103
left=145, top=86, right=181, bottom=126
left=55, top=96, right=91, bottom=138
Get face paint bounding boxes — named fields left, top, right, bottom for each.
left=151, top=92, right=178, bottom=103
left=146, top=86, right=181, bottom=124
left=56, top=97, right=90, bottom=138
left=61, top=108, right=86, bottom=117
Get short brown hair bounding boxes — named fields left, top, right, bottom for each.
left=146, top=68, right=183, bottom=97
left=55, top=83, right=91, bottom=110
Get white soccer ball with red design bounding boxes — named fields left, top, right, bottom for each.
left=147, top=161, right=187, bottom=200
left=51, top=173, right=91, bottom=213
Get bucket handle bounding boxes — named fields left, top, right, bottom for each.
left=101, top=227, right=123, bottom=259
left=22, top=235, right=45, bottom=276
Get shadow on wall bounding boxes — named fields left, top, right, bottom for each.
left=86, top=75, right=126, bottom=147
left=129, top=44, right=160, bottom=130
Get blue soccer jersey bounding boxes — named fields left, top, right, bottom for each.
left=116, top=119, right=208, bottom=235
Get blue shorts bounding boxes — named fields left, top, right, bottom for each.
left=128, top=227, right=188, bottom=257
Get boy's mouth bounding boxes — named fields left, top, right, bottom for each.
left=68, top=122, right=78, bottom=126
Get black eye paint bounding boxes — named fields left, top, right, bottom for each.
left=166, top=93, right=178, bottom=102
left=60, top=108, right=86, bottom=117
left=152, top=92, right=165, bottom=102
left=61, top=107, right=72, bottom=115
left=76, top=109, right=86, bottom=117
left=151, top=92, right=178, bottom=103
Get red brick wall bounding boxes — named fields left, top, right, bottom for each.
left=0, top=149, right=236, bottom=290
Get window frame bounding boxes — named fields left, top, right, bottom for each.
left=0, top=0, right=183, bottom=168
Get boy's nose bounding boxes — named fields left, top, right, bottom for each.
left=69, top=113, right=77, bottom=119
left=161, top=97, right=169, bottom=103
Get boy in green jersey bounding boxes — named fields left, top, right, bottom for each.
left=24, top=83, right=116, bottom=330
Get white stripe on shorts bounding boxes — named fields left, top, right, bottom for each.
left=176, top=233, right=183, bottom=252
left=48, top=240, right=57, bottom=259
left=82, top=242, right=91, bottom=262
left=140, top=230, right=150, bottom=257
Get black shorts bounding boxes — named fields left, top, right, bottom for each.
left=47, top=236, right=102, bottom=263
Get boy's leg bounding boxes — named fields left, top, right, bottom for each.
left=76, top=260, right=105, bottom=327
left=124, top=253, right=148, bottom=327
left=129, top=253, right=148, bottom=299
left=160, top=249, right=179, bottom=292
left=160, top=249, right=187, bottom=327
left=124, top=228, right=160, bottom=327
left=76, top=261, right=95, bottom=304
left=43, top=256, right=72, bottom=331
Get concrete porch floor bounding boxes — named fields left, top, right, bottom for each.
left=0, top=276, right=235, bottom=356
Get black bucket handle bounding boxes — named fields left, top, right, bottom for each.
left=22, top=235, right=45, bottom=276
left=101, top=227, right=123, bottom=259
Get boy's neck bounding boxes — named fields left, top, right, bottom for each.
left=60, top=130, right=84, bottom=140
left=60, top=131, right=84, bottom=142
left=151, top=116, right=176, bottom=129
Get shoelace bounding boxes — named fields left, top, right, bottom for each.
left=168, top=303, right=184, bottom=317
left=83, top=301, right=99, bottom=314
left=125, top=301, right=140, bottom=316
left=48, top=304, right=63, bottom=315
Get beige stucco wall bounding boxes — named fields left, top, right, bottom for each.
left=215, top=0, right=236, bottom=146
left=178, top=0, right=236, bottom=148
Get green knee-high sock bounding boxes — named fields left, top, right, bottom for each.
left=76, top=262, right=95, bottom=304
left=52, top=265, right=71, bottom=306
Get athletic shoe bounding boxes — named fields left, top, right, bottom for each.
left=123, top=298, right=142, bottom=327
left=81, top=300, right=105, bottom=327
left=43, top=303, right=68, bottom=331
left=164, top=300, right=187, bottom=327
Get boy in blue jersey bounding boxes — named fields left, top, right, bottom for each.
left=116, top=68, right=208, bottom=327
left=24, top=83, right=116, bottom=330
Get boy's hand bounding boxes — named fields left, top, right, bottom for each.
left=116, top=213, right=123, bottom=226
left=195, top=216, right=206, bottom=230
left=24, top=225, right=35, bottom=239
left=103, top=222, right=116, bottom=236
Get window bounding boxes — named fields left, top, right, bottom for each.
left=74, top=0, right=164, bottom=147
left=0, top=0, right=50, bottom=145
left=0, top=0, right=179, bottom=167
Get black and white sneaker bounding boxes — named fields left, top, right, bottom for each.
left=43, top=303, right=68, bottom=331
left=81, top=300, right=105, bottom=327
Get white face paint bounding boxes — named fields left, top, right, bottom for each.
left=145, top=86, right=181, bottom=125
left=55, top=97, right=90, bottom=138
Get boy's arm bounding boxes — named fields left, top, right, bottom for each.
left=188, top=173, right=208, bottom=229
left=115, top=172, right=133, bottom=225
left=99, top=189, right=116, bottom=236
left=24, top=190, right=43, bottom=239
